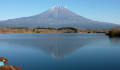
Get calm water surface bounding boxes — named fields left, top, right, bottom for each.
left=0, top=33, right=120, bottom=70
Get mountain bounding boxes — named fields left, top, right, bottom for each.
left=0, top=6, right=119, bottom=29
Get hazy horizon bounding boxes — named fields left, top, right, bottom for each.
left=0, top=0, right=120, bottom=24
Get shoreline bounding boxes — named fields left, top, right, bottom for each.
left=0, top=28, right=108, bottom=34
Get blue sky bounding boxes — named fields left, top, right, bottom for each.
left=0, top=0, right=120, bottom=24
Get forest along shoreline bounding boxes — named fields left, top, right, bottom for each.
left=0, top=27, right=119, bottom=37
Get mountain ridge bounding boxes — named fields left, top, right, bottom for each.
left=0, top=6, right=119, bottom=29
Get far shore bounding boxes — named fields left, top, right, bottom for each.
left=0, top=27, right=109, bottom=34
left=1, top=27, right=120, bottom=38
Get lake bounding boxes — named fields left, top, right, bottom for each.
left=0, top=33, right=120, bottom=70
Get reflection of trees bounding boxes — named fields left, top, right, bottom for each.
left=109, top=38, right=120, bottom=46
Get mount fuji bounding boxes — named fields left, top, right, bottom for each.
left=0, top=6, right=118, bottom=29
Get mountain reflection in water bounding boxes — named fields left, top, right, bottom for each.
left=1, top=33, right=120, bottom=70
left=0, top=33, right=106, bottom=58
